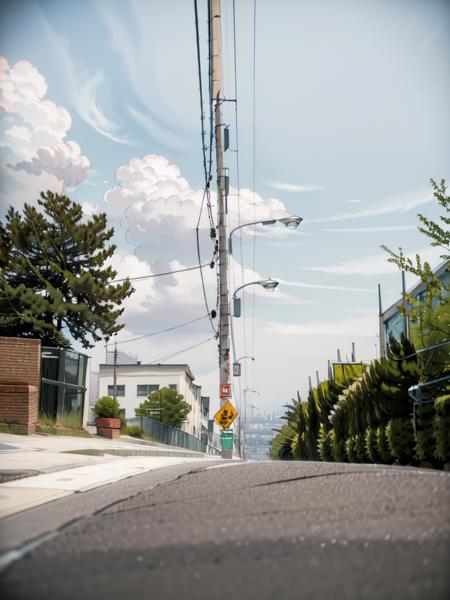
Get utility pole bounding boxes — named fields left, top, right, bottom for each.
left=112, top=336, right=118, bottom=402
left=210, top=0, right=231, bottom=459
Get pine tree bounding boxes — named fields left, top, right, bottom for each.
left=0, top=192, right=133, bottom=347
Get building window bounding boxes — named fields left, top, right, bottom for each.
left=107, top=385, right=125, bottom=397
left=168, top=384, right=178, bottom=391
left=137, top=384, right=160, bottom=397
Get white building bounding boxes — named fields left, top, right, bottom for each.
left=98, top=363, right=208, bottom=438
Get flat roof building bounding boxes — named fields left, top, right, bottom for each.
left=98, top=363, right=208, bottom=439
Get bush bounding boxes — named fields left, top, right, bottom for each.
left=365, top=427, right=380, bottom=463
left=376, top=425, right=392, bottom=464
left=386, top=418, right=415, bottom=464
left=127, top=425, right=144, bottom=439
left=434, top=394, right=450, bottom=463
left=345, top=437, right=357, bottom=462
left=331, top=430, right=346, bottom=462
left=415, top=404, right=435, bottom=463
left=93, top=396, right=121, bottom=418
left=355, top=433, right=368, bottom=463
left=317, top=425, right=333, bottom=461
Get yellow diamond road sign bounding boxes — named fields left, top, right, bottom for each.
left=214, top=400, right=238, bottom=429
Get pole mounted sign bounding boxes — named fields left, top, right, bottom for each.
left=214, top=400, right=238, bottom=429
left=220, top=383, right=232, bottom=398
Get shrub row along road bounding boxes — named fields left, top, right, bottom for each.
left=1, top=461, right=449, bottom=599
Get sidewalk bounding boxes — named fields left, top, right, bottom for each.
left=0, top=432, right=219, bottom=519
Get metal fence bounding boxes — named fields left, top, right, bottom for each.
left=127, top=417, right=221, bottom=456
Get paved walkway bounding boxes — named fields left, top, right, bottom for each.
left=0, top=433, right=219, bottom=518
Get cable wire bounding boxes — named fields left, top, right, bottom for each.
left=149, top=335, right=216, bottom=364
left=108, top=315, right=210, bottom=346
left=112, top=263, right=210, bottom=283
left=250, top=0, right=257, bottom=390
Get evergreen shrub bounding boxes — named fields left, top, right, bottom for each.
left=365, top=427, right=379, bottom=463
left=127, top=425, right=144, bottom=438
left=93, top=396, right=121, bottom=419
left=415, top=404, right=435, bottom=463
left=386, top=418, right=415, bottom=464
left=376, top=425, right=392, bottom=464
left=434, top=394, right=450, bottom=463
left=317, top=425, right=333, bottom=462
left=345, top=437, right=357, bottom=462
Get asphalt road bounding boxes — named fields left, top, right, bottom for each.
left=1, top=461, right=449, bottom=600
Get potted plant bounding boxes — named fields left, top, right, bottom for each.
left=93, top=396, right=122, bottom=439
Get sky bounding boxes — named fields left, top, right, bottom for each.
left=1, top=0, right=449, bottom=417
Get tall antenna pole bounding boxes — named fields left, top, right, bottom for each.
left=210, top=0, right=231, bottom=458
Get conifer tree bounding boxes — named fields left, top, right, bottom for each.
left=0, top=192, right=133, bottom=347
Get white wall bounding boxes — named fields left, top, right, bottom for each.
left=98, top=365, right=202, bottom=436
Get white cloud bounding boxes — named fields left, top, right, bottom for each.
left=269, top=181, right=324, bottom=193
left=278, top=278, right=375, bottom=293
left=100, top=154, right=293, bottom=264
left=0, top=57, right=89, bottom=211
left=305, top=246, right=444, bottom=276
left=261, top=315, right=377, bottom=337
left=310, top=188, right=433, bottom=223
left=45, top=34, right=134, bottom=146
left=320, top=225, right=417, bottom=233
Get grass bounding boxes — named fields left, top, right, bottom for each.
left=0, top=423, right=27, bottom=435
left=36, top=425, right=92, bottom=438
left=37, top=411, right=91, bottom=438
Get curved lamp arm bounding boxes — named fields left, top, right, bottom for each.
left=228, top=219, right=276, bottom=253
left=232, top=279, right=279, bottom=317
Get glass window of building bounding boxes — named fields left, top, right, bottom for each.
left=168, top=384, right=178, bottom=391
left=108, top=385, right=125, bottom=397
left=137, top=384, right=160, bottom=396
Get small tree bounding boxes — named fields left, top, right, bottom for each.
left=382, top=178, right=450, bottom=352
left=135, top=387, right=191, bottom=429
left=0, top=192, right=133, bottom=347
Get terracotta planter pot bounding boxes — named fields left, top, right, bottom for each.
left=95, top=417, right=121, bottom=439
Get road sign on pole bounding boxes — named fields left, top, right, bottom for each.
left=220, top=383, right=232, bottom=398
left=214, top=400, right=238, bottom=429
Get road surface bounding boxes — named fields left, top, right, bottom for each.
left=1, top=461, right=449, bottom=599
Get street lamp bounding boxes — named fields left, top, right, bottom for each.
left=232, top=279, right=279, bottom=317
left=228, top=215, right=303, bottom=254
left=233, top=355, right=255, bottom=377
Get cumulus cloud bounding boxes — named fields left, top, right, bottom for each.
left=0, top=57, right=89, bottom=211
left=108, top=249, right=303, bottom=339
left=100, top=154, right=293, bottom=264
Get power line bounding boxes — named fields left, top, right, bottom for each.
left=251, top=0, right=257, bottom=390
left=149, top=335, right=216, bottom=364
left=112, top=263, right=210, bottom=283
left=196, top=187, right=218, bottom=336
left=232, top=0, right=248, bottom=417
left=194, top=0, right=209, bottom=190
left=194, top=1, right=218, bottom=337
left=107, top=315, right=210, bottom=346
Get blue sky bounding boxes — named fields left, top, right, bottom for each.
left=1, top=0, right=449, bottom=414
